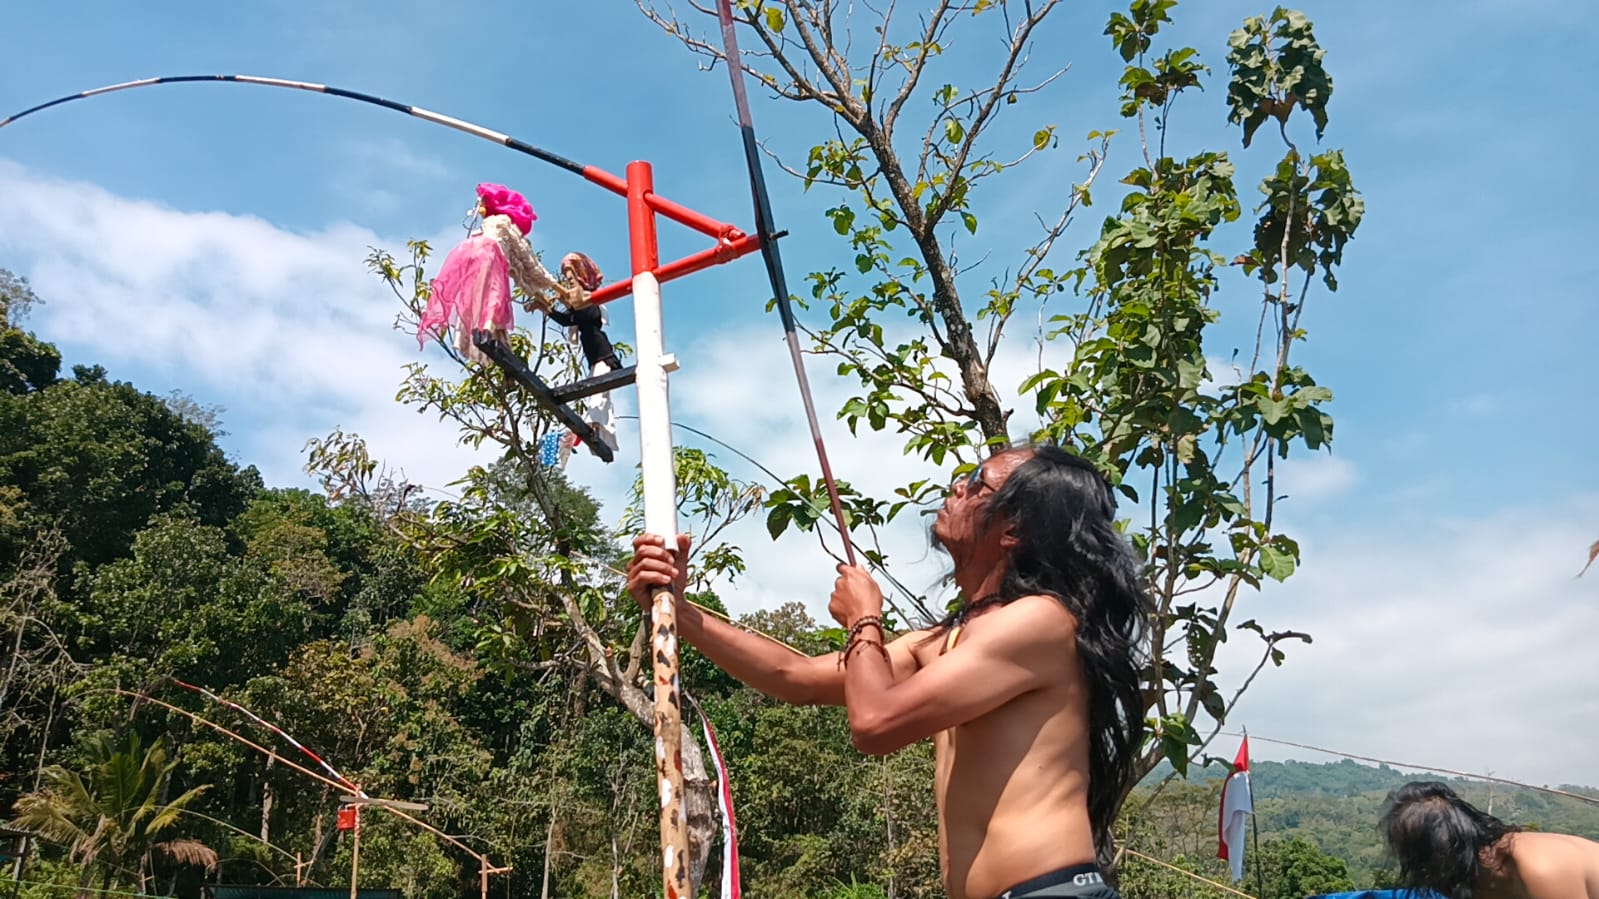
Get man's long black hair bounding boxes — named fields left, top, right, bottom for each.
left=942, top=444, right=1150, bottom=853
left=1381, top=781, right=1520, bottom=899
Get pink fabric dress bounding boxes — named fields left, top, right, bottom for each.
left=418, top=184, right=547, bottom=362
left=418, top=233, right=516, bottom=362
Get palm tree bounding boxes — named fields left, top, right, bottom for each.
left=9, top=731, right=214, bottom=894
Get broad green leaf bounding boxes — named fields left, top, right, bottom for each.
left=1259, top=544, right=1296, bottom=581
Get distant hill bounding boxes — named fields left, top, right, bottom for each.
left=1145, top=757, right=1427, bottom=795
left=1131, top=757, right=1599, bottom=884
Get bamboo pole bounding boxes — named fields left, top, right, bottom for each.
left=107, top=690, right=512, bottom=890
left=347, top=802, right=361, bottom=899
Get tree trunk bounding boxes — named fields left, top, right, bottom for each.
left=261, top=753, right=275, bottom=844
left=540, top=815, right=555, bottom=899
left=865, top=123, right=1008, bottom=444
left=588, top=666, right=717, bottom=892
left=610, top=831, right=621, bottom=899
left=0, top=612, right=26, bottom=725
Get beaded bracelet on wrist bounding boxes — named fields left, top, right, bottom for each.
left=839, top=615, right=889, bottom=669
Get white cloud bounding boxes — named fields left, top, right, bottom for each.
left=0, top=158, right=492, bottom=489
left=1214, top=495, right=1599, bottom=787
left=1274, top=453, right=1358, bottom=504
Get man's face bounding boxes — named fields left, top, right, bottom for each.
left=932, top=449, right=1030, bottom=556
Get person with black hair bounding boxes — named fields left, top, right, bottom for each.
left=1381, top=781, right=1599, bottom=898
left=627, top=445, right=1150, bottom=899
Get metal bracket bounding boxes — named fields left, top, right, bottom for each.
left=471, top=331, right=616, bottom=463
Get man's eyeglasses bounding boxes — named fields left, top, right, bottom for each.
left=955, top=462, right=993, bottom=497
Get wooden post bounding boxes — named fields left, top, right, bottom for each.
left=627, top=159, right=689, bottom=899
left=348, top=803, right=361, bottom=899
left=480, top=861, right=511, bottom=899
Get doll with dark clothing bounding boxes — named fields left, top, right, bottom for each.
left=546, top=252, right=619, bottom=457
left=547, top=303, right=621, bottom=372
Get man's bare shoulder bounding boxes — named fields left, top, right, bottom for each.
left=886, top=598, right=1076, bottom=669
left=965, top=595, right=1078, bottom=653
left=985, top=593, right=1077, bottom=629
left=1509, top=832, right=1599, bottom=899
left=1512, top=831, right=1599, bottom=855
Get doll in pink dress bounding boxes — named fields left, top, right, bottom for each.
left=418, top=183, right=564, bottom=361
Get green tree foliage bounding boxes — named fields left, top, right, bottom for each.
left=643, top=1, right=1361, bottom=802
left=0, top=329, right=60, bottom=396
left=9, top=732, right=213, bottom=893
left=0, top=270, right=40, bottom=327
left=0, top=370, right=260, bottom=572
left=1256, top=836, right=1356, bottom=898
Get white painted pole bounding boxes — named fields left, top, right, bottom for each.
left=627, top=161, right=690, bottom=899
left=633, top=269, right=680, bottom=541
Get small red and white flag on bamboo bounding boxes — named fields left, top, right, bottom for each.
left=1216, top=736, right=1253, bottom=882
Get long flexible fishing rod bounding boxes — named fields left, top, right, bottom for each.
left=0, top=75, right=586, bottom=175
left=172, top=678, right=362, bottom=794
left=714, top=2, right=858, bottom=567
left=0, top=73, right=762, bottom=308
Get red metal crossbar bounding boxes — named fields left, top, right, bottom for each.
left=580, top=164, right=763, bottom=306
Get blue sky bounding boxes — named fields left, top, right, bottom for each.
left=2, top=1, right=1595, bottom=789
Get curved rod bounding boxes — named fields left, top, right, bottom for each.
left=173, top=677, right=358, bottom=793
left=1, top=74, right=586, bottom=175
left=1, top=73, right=760, bottom=308
left=103, top=689, right=500, bottom=870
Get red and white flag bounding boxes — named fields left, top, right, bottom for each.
left=1216, top=736, right=1253, bottom=882
left=688, top=695, right=741, bottom=899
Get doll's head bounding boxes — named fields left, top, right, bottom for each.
left=560, top=252, right=603, bottom=292
left=475, top=183, right=535, bottom=235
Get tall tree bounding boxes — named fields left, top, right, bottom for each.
left=641, top=0, right=1360, bottom=799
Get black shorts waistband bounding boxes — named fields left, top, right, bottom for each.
left=996, top=862, right=1105, bottom=898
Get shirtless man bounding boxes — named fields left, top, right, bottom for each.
left=1381, top=781, right=1599, bottom=898
left=627, top=445, right=1149, bottom=899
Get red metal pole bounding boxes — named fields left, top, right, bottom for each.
left=627, top=162, right=661, bottom=274
left=586, top=165, right=737, bottom=240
